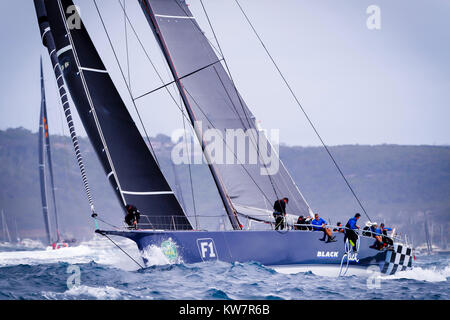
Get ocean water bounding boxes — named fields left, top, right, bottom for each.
left=0, top=236, right=448, bottom=300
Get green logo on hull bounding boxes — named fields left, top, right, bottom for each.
left=161, top=239, right=178, bottom=263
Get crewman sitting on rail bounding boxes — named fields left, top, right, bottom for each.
left=311, top=213, right=336, bottom=242
left=125, top=204, right=141, bottom=229
left=333, top=222, right=344, bottom=233
left=369, top=222, right=385, bottom=250
left=380, top=223, right=393, bottom=246
left=305, top=216, right=313, bottom=230
left=295, top=215, right=308, bottom=230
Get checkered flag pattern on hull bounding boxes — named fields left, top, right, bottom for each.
left=381, top=243, right=414, bottom=275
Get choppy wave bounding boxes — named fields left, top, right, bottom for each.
left=0, top=236, right=448, bottom=300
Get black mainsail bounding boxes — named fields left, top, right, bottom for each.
left=139, top=0, right=313, bottom=225
left=34, top=0, right=192, bottom=230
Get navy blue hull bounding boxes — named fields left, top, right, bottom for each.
left=102, top=229, right=401, bottom=275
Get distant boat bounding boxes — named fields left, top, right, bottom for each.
left=34, top=0, right=414, bottom=275
left=38, top=57, right=71, bottom=250
left=1, top=209, right=12, bottom=243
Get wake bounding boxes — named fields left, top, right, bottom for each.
left=381, top=265, right=450, bottom=282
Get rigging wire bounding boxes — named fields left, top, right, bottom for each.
left=57, top=0, right=128, bottom=207
left=114, top=28, right=275, bottom=218
left=197, top=0, right=254, bottom=133
left=182, top=86, right=275, bottom=205
left=174, top=0, right=285, bottom=206
left=132, top=58, right=224, bottom=101
left=116, top=0, right=186, bottom=114
left=93, top=0, right=160, bottom=168
left=233, top=0, right=372, bottom=222
left=115, top=0, right=228, bottom=228
left=95, top=230, right=144, bottom=269
left=101, top=0, right=207, bottom=229
left=123, top=0, right=131, bottom=91
left=193, top=0, right=287, bottom=208
left=39, top=22, right=96, bottom=217
left=115, top=0, right=301, bottom=222
left=181, top=99, right=199, bottom=229
left=174, top=0, right=314, bottom=218
left=198, top=1, right=313, bottom=216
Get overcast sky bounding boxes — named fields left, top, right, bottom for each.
left=0, top=0, right=449, bottom=146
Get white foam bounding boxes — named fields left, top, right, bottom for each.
left=382, top=265, right=450, bottom=282
left=140, top=240, right=184, bottom=267
left=140, top=245, right=171, bottom=266
left=0, top=238, right=45, bottom=250
left=43, top=285, right=128, bottom=300
left=0, top=235, right=143, bottom=271
left=18, top=238, right=45, bottom=249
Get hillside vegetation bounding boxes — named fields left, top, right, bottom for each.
left=0, top=128, right=448, bottom=247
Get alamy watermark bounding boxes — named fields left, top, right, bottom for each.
left=170, top=121, right=281, bottom=175
left=366, top=5, right=381, bottom=30
left=66, top=265, right=81, bottom=290
left=66, top=5, right=81, bottom=30
left=366, top=265, right=382, bottom=289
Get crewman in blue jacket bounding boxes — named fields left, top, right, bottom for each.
left=380, top=223, right=393, bottom=245
left=311, top=213, right=336, bottom=242
left=344, top=213, right=361, bottom=252
left=370, top=222, right=385, bottom=250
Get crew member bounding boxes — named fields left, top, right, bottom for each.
left=380, top=223, right=393, bottom=246
left=295, top=215, right=308, bottom=230
left=345, top=213, right=361, bottom=252
left=311, top=213, right=336, bottom=242
left=305, top=216, right=313, bottom=230
left=273, top=198, right=289, bottom=230
left=334, top=222, right=344, bottom=233
left=125, top=204, right=141, bottom=229
left=362, top=221, right=373, bottom=236
left=370, top=222, right=384, bottom=250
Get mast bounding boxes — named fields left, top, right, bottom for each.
left=1, top=210, right=12, bottom=243
left=14, top=218, right=19, bottom=242
left=424, top=212, right=432, bottom=253
left=34, top=0, right=192, bottom=230
left=139, top=0, right=241, bottom=229
left=34, top=0, right=96, bottom=221
left=38, top=59, right=53, bottom=244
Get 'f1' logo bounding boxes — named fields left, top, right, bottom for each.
left=197, top=238, right=218, bottom=261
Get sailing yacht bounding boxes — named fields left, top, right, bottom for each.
left=38, top=57, right=70, bottom=250
left=1, top=210, right=12, bottom=244
left=33, top=0, right=414, bottom=276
